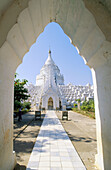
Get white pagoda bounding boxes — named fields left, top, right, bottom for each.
left=27, top=50, right=94, bottom=110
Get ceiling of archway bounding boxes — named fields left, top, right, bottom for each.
left=0, top=0, right=111, bottom=48
left=0, top=0, right=13, bottom=17
left=1, top=0, right=111, bottom=16
left=83, top=0, right=111, bottom=42
left=98, top=0, right=111, bottom=13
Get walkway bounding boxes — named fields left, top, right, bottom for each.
left=14, top=112, right=45, bottom=169
left=27, top=111, right=86, bottom=170
left=14, top=112, right=35, bottom=139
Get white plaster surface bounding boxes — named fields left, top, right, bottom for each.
left=27, top=51, right=94, bottom=110
left=27, top=111, right=86, bottom=170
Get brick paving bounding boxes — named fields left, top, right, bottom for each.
left=27, top=111, right=86, bottom=170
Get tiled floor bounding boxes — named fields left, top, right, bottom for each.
left=26, top=111, right=86, bottom=170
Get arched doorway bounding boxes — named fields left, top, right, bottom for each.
left=48, top=97, right=53, bottom=110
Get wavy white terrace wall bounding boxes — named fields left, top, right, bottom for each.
left=0, top=0, right=111, bottom=170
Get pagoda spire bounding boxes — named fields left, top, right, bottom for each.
left=48, top=48, right=51, bottom=58
left=45, top=49, right=54, bottom=65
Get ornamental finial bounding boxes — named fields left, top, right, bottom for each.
left=49, top=45, right=51, bottom=54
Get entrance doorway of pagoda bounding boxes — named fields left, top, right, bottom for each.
left=48, top=97, right=53, bottom=110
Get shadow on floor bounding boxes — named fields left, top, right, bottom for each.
left=67, top=132, right=97, bottom=143
left=14, top=113, right=45, bottom=130
left=14, top=163, right=26, bottom=170
left=14, top=118, right=45, bottom=152
left=13, top=114, right=45, bottom=170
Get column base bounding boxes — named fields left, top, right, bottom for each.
left=13, top=151, right=17, bottom=167
left=10, top=151, right=17, bottom=170
left=95, top=153, right=104, bottom=170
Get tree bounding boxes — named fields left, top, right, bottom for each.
left=81, top=99, right=95, bottom=112
left=14, top=74, right=30, bottom=111
left=76, top=99, right=81, bottom=110
left=22, top=102, right=31, bottom=110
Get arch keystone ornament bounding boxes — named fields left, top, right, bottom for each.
left=0, top=0, right=111, bottom=169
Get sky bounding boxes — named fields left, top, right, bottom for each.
left=16, top=22, right=93, bottom=86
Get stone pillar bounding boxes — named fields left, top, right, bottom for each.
left=0, top=42, right=21, bottom=170
left=92, top=63, right=111, bottom=170
left=0, top=65, right=16, bottom=170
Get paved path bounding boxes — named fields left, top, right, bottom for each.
left=27, top=111, right=86, bottom=170
left=14, top=112, right=35, bottom=139
left=56, top=111, right=97, bottom=170
left=14, top=112, right=45, bottom=169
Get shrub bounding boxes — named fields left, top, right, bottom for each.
left=85, top=105, right=91, bottom=111
left=74, top=103, right=77, bottom=108
left=80, top=99, right=95, bottom=112
left=22, top=102, right=31, bottom=110
left=14, top=100, right=22, bottom=111
left=80, top=105, right=86, bottom=110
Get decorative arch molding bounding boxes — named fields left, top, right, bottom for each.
left=48, top=97, right=53, bottom=110
left=0, top=0, right=111, bottom=71
left=45, top=93, right=58, bottom=110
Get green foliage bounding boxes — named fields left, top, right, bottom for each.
left=14, top=73, right=30, bottom=111
left=76, top=99, right=81, bottom=103
left=72, top=99, right=95, bottom=119
left=81, top=105, right=91, bottom=111
left=14, top=100, right=22, bottom=111
left=14, top=79, right=29, bottom=102
left=72, top=107, right=95, bottom=119
left=74, top=103, right=77, bottom=107
left=81, top=99, right=95, bottom=112
left=22, top=102, right=31, bottom=110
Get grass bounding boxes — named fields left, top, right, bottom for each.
left=72, top=108, right=95, bottom=119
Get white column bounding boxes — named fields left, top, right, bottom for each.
left=87, top=41, right=111, bottom=170
left=0, top=42, right=21, bottom=170
left=0, top=65, right=16, bottom=170
left=92, top=64, right=111, bottom=170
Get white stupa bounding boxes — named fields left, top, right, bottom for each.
left=36, top=50, right=64, bottom=86
left=27, top=50, right=94, bottom=110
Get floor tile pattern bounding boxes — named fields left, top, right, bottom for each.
left=27, top=111, right=86, bottom=170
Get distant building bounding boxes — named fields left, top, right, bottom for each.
left=27, top=50, right=94, bottom=110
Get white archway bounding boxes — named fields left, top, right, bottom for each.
left=0, top=0, right=111, bottom=169
left=48, top=97, right=53, bottom=110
